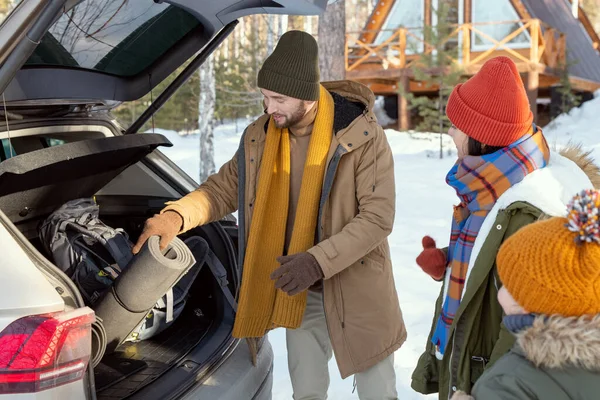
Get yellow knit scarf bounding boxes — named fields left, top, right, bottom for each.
left=232, top=85, right=334, bottom=338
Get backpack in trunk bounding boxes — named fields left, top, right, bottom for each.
left=39, top=197, right=203, bottom=341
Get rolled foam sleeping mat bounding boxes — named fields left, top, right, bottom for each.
left=94, top=235, right=196, bottom=354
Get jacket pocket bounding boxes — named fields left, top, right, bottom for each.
left=335, top=275, right=345, bottom=328
left=412, top=347, right=442, bottom=394
left=364, top=247, right=386, bottom=269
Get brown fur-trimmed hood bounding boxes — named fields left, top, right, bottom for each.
left=558, top=144, right=600, bottom=189
left=516, top=314, right=600, bottom=371
left=537, top=144, right=600, bottom=220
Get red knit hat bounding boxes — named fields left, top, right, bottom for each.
left=446, top=56, right=533, bottom=147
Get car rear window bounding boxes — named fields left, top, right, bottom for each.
left=23, top=1, right=201, bottom=77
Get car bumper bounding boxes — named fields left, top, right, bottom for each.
left=178, top=337, right=273, bottom=400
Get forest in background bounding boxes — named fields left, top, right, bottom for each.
left=110, top=0, right=377, bottom=135
left=0, top=0, right=598, bottom=135
left=0, top=0, right=599, bottom=175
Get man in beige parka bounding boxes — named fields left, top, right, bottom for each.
left=133, top=30, right=406, bottom=400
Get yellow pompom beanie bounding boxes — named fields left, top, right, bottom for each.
left=497, top=189, right=600, bottom=316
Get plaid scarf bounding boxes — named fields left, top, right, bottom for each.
left=431, top=126, right=550, bottom=355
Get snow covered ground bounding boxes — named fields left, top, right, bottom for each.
left=543, top=92, right=600, bottom=160
left=148, top=91, right=600, bottom=399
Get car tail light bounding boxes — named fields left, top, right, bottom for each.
left=0, top=307, right=95, bottom=394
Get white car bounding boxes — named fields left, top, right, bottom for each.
left=0, top=1, right=328, bottom=399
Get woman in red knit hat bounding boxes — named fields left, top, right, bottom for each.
left=410, top=56, right=597, bottom=400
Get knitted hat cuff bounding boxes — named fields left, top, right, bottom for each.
left=258, top=68, right=320, bottom=101
left=505, top=273, right=557, bottom=316
left=497, top=216, right=600, bottom=317
left=446, top=84, right=533, bottom=147
left=506, top=274, right=594, bottom=317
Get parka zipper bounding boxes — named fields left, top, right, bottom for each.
left=319, top=146, right=346, bottom=338
left=447, top=332, right=458, bottom=399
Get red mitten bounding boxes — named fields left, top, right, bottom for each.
left=416, top=236, right=447, bottom=281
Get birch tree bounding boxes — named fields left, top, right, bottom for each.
left=278, top=15, right=285, bottom=38
left=267, top=15, right=275, bottom=54
left=318, top=1, right=346, bottom=81
left=199, top=56, right=216, bottom=183
left=304, top=16, right=313, bottom=35
left=288, top=15, right=303, bottom=30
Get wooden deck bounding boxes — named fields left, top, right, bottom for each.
left=345, top=18, right=600, bottom=129
left=346, top=19, right=566, bottom=80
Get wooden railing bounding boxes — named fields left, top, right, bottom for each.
left=345, top=19, right=566, bottom=72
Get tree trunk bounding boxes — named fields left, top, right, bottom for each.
left=347, top=0, right=358, bottom=32
left=318, top=1, right=346, bottom=81
left=279, top=15, right=287, bottom=37
left=304, top=16, right=313, bottom=35
left=199, top=57, right=216, bottom=183
left=278, top=15, right=284, bottom=38
left=288, top=15, right=303, bottom=31
left=235, top=17, right=244, bottom=59
left=267, top=15, right=275, bottom=54
left=252, top=15, right=260, bottom=87
left=129, top=101, right=136, bottom=126
left=367, top=0, right=376, bottom=14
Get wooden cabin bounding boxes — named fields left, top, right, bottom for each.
left=346, top=0, right=600, bottom=130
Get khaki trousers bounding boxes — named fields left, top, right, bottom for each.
left=286, top=290, right=398, bottom=400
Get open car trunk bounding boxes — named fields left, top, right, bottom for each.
left=0, top=134, right=239, bottom=399
left=89, top=195, right=239, bottom=400
left=90, top=196, right=238, bottom=400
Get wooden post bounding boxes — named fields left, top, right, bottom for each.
left=530, top=19, right=540, bottom=63
left=462, top=24, right=470, bottom=65
left=399, top=28, right=407, bottom=68
left=463, top=0, right=472, bottom=67
left=424, top=0, right=432, bottom=51
left=398, top=75, right=410, bottom=131
left=464, top=0, right=472, bottom=24
left=527, top=70, right=539, bottom=123
left=424, top=0, right=432, bottom=27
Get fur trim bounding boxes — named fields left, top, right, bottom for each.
left=559, top=144, right=600, bottom=189
left=538, top=145, right=600, bottom=220
left=451, top=390, right=475, bottom=400
left=517, top=315, right=600, bottom=371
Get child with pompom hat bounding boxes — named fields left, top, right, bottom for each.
left=452, top=189, right=600, bottom=400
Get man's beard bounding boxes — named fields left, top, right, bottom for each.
left=273, top=105, right=307, bottom=129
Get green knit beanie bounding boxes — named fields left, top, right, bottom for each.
left=257, top=30, right=320, bottom=101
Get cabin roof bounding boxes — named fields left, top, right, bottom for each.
left=521, top=0, right=600, bottom=83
